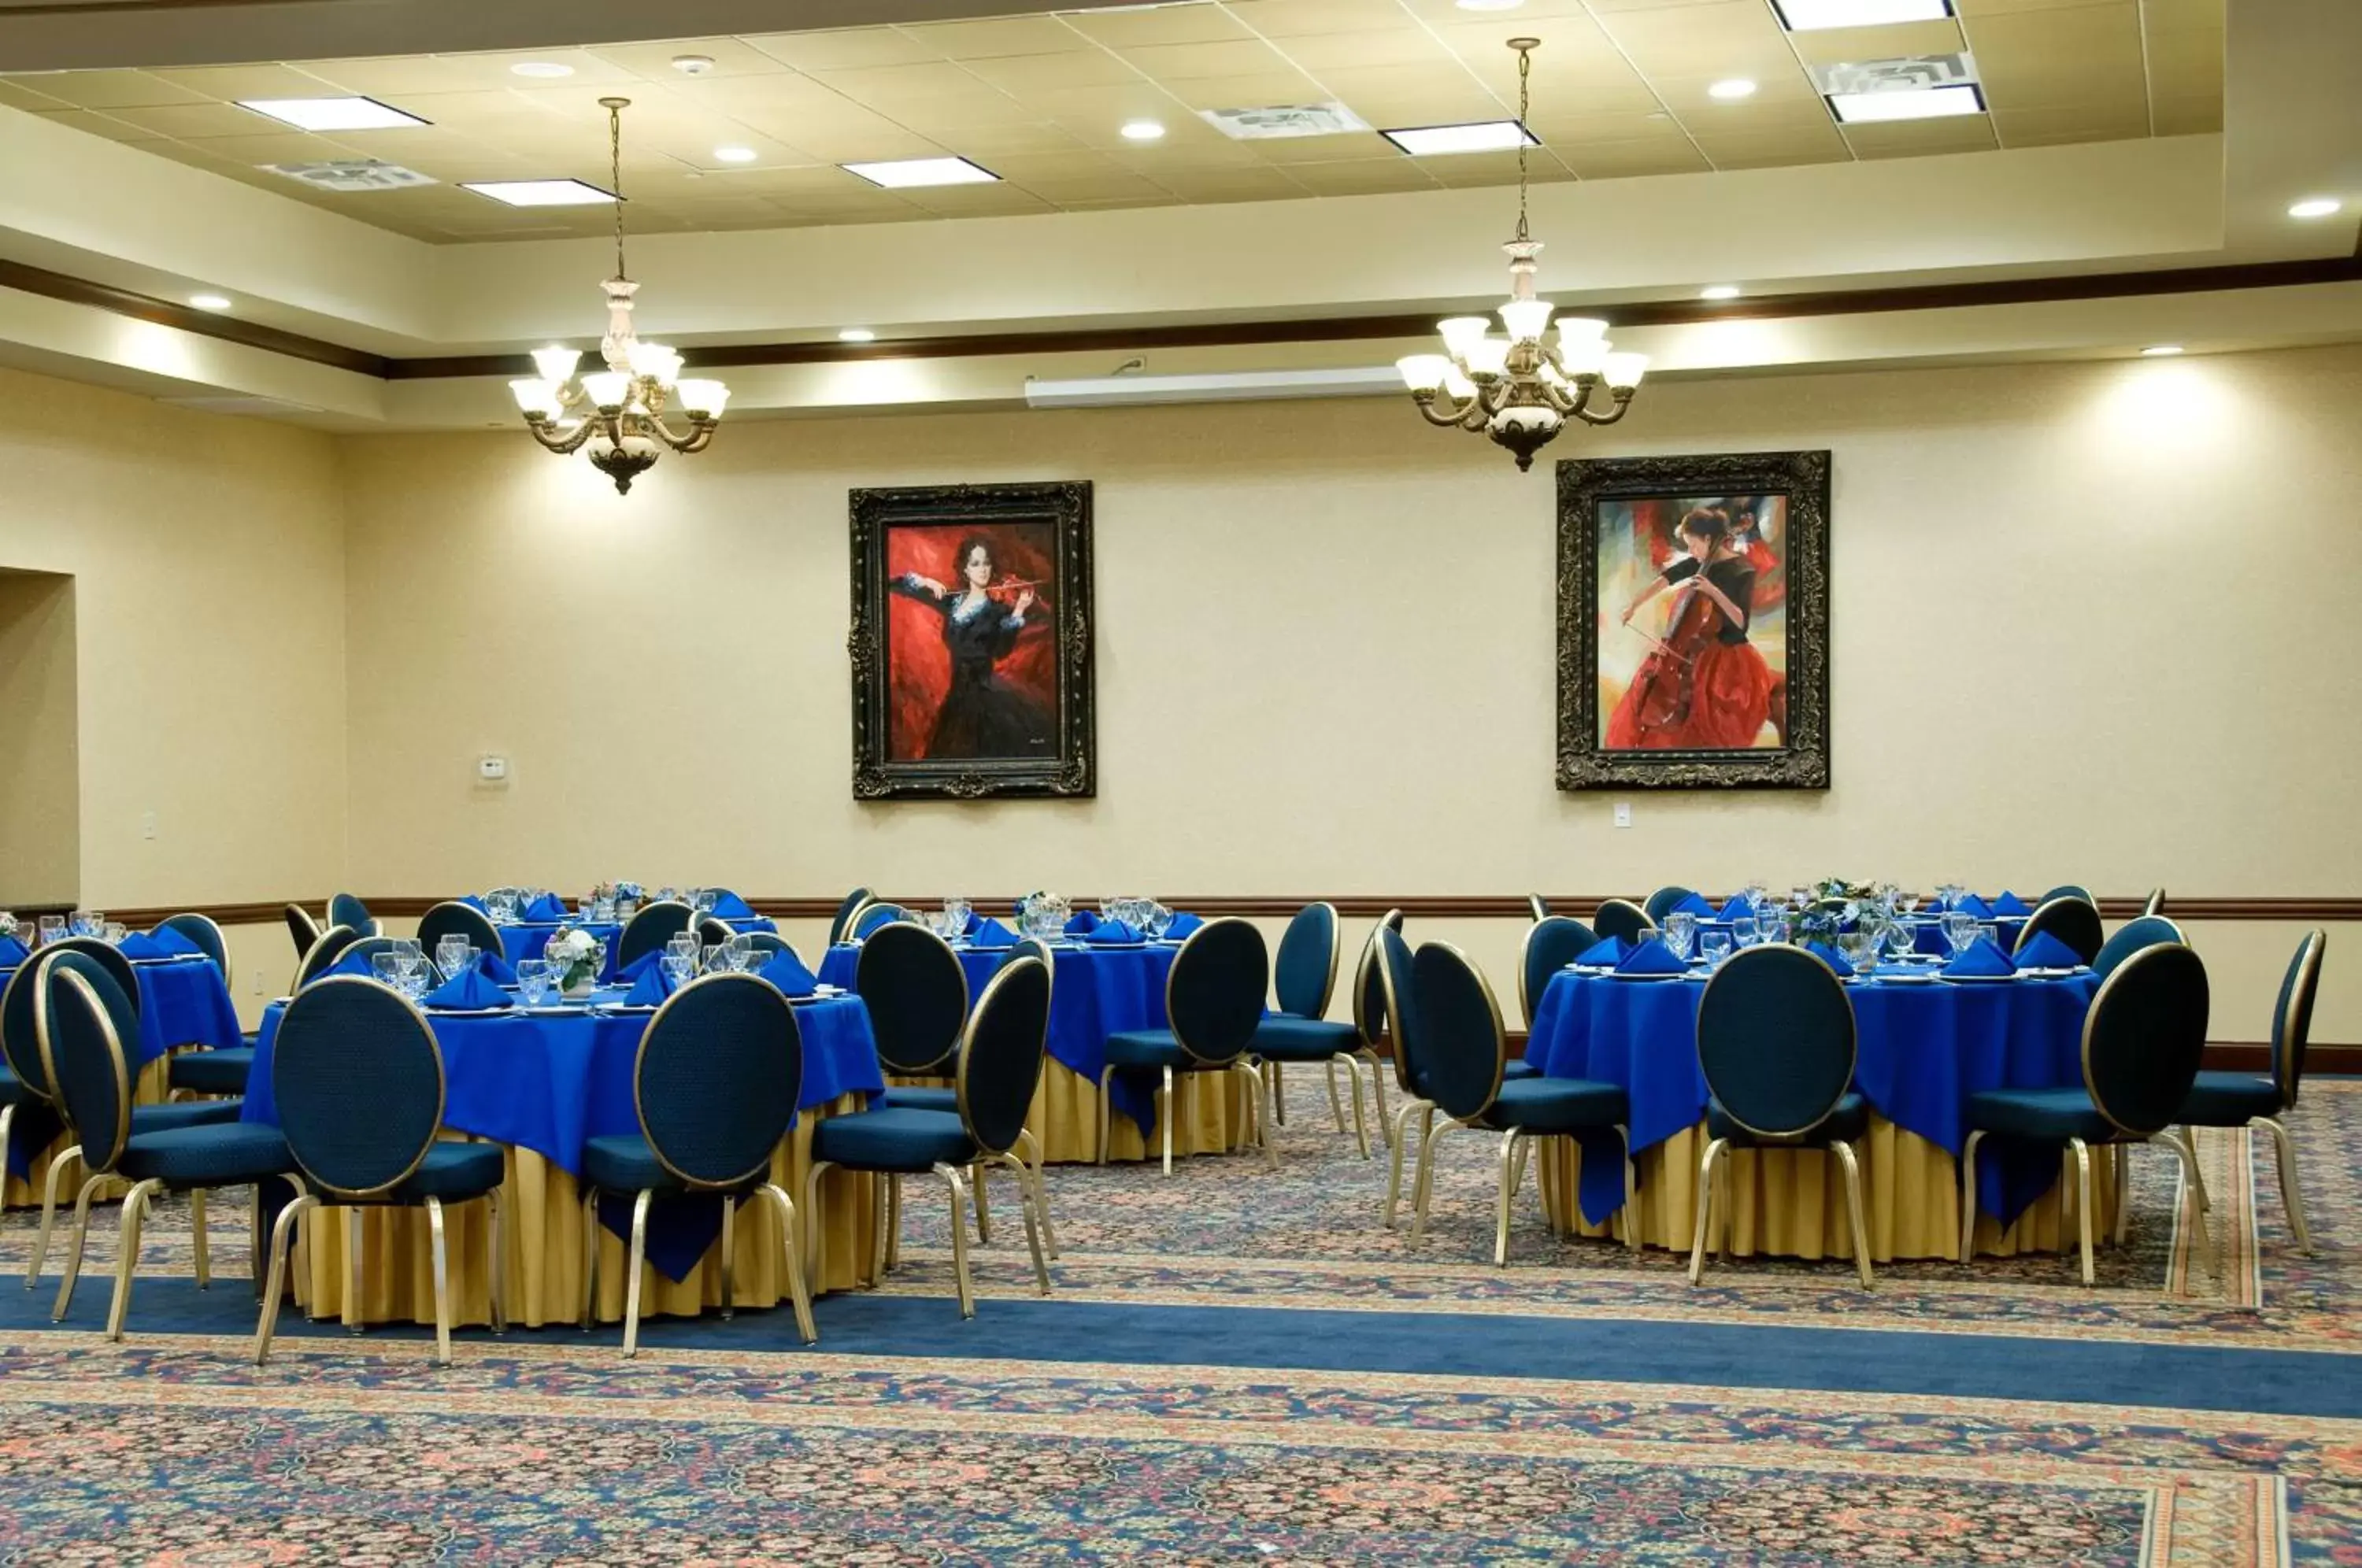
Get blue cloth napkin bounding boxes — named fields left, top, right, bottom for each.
left=472, top=949, right=518, bottom=985
left=1064, top=910, right=1101, bottom=935
left=1945, top=937, right=2016, bottom=978
left=1576, top=936, right=1634, bottom=967
left=758, top=952, right=817, bottom=998
left=117, top=932, right=170, bottom=961
left=1615, top=937, right=1686, bottom=976
left=616, top=950, right=665, bottom=983
left=148, top=926, right=203, bottom=958
left=970, top=918, right=1016, bottom=949
left=709, top=892, right=754, bottom=919
left=1717, top=893, right=1755, bottom=919
left=1992, top=891, right=2032, bottom=917
left=1086, top=921, right=1141, bottom=945
left=2012, top=931, right=2083, bottom=970
left=523, top=893, right=567, bottom=922
left=0, top=935, right=28, bottom=969
left=623, top=962, right=679, bottom=1007
left=1953, top=893, right=1994, bottom=919
left=425, top=967, right=510, bottom=1010
left=963, top=910, right=984, bottom=936
left=1803, top=939, right=1856, bottom=976
left=1673, top=893, right=1716, bottom=918
left=324, top=949, right=380, bottom=979
left=1164, top=912, right=1204, bottom=939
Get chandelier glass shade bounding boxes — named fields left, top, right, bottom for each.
left=507, top=98, right=727, bottom=494
left=1396, top=40, right=1646, bottom=471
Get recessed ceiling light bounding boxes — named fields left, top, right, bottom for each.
left=1380, top=120, right=1538, bottom=157
left=1827, top=84, right=1983, bottom=123
left=841, top=156, right=998, bottom=188
left=1701, top=285, right=1741, bottom=301
left=1456, top=0, right=1527, bottom=10
left=671, top=54, right=717, bottom=76
left=713, top=146, right=758, bottom=164
left=509, top=61, right=574, bottom=79
left=1120, top=119, right=1166, bottom=141
left=2140, top=345, right=2184, bottom=357
left=1707, top=79, right=1757, bottom=100
left=461, top=178, right=615, bottom=207
left=2288, top=197, right=2343, bottom=220
left=188, top=294, right=231, bottom=311
left=236, top=96, right=430, bottom=131
left=1774, top=0, right=1953, bottom=28
left=839, top=327, right=877, bottom=342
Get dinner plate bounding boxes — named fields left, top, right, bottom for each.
left=786, top=993, right=833, bottom=1006
left=1084, top=941, right=1148, bottom=950
left=2018, top=966, right=2083, bottom=978
left=602, top=1003, right=658, bottom=1015
left=1605, top=971, right=1684, bottom=982
left=428, top=1006, right=515, bottom=1017
left=520, top=1004, right=583, bottom=1015
left=1877, top=972, right=1939, bottom=986
left=1938, top=973, right=2016, bottom=984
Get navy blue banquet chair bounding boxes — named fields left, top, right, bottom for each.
left=328, top=893, right=379, bottom=937
left=852, top=903, right=911, bottom=939
left=1689, top=945, right=1874, bottom=1289
left=329, top=934, right=413, bottom=978
left=1593, top=898, right=1653, bottom=945
left=1374, top=920, right=1434, bottom=1227
left=1526, top=894, right=1550, bottom=923
left=36, top=953, right=291, bottom=1341
left=283, top=902, right=322, bottom=962
left=2142, top=887, right=2167, bottom=919
left=1519, top=915, right=1598, bottom=1032
left=697, top=915, right=735, bottom=952
left=2091, top=914, right=2185, bottom=979
left=1960, top=943, right=2213, bottom=1287
left=1395, top=941, right=1635, bottom=1265
left=828, top=888, right=876, bottom=946
left=160, top=912, right=231, bottom=974
left=732, top=930, right=797, bottom=963
left=158, top=908, right=251, bottom=1092
left=2012, top=895, right=2106, bottom=966
left=1643, top=886, right=1697, bottom=925
left=1246, top=902, right=1377, bottom=1159
left=577, top=973, right=815, bottom=1355
left=1346, top=913, right=1401, bottom=1148
left=805, top=956, right=1054, bottom=1318
left=2042, top=884, right=2097, bottom=907
left=2175, top=930, right=2326, bottom=1255
left=291, top=924, right=361, bottom=989
left=615, top=899, right=694, bottom=972
left=255, top=976, right=507, bottom=1364
left=1099, top=918, right=1273, bottom=1175
left=415, top=900, right=504, bottom=967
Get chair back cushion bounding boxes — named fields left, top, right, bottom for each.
left=328, top=893, right=372, bottom=931
left=958, top=956, right=1050, bottom=1154
left=1594, top=899, right=1653, bottom=944
left=2271, top=930, right=2326, bottom=1108
left=736, top=932, right=793, bottom=960
left=2091, top=915, right=2183, bottom=979
left=2082, top=943, right=2208, bottom=1135
left=1273, top=903, right=1339, bottom=1018
left=829, top=887, right=876, bottom=945
left=853, top=903, right=909, bottom=938
left=857, top=923, right=970, bottom=1074
left=274, top=977, right=446, bottom=1197
left=415, top=901, right=503, bottom=961
left=636, top=974, right=801, bottom=1188
left=1373, top=922, right=1421, bottom=1093
left=1409, top=942, right=1505, bottom=1122
left=283, top=903, right=321, bottom=959
left=160, top=913, right=229, bottom=971
left=1697, top=946, right=1856, bottom=1139
left=2016, top=897, right=2105, bottom=964
left=35, top=957, right=138, bottom=1171
left=1643, top=886, right=1696, bottom=924
left=615, top=900, right=694, bottom=971
left=2042, top=884, right=2096, bottom=906
left=294, top=925, right=361, bottom=988
left=1519, top=915, right=1597, bottom=1026
left=1165, top=918, right=1268, bottom=1066
left=698, top=916, right=735, bottom=950
left=36, top=938, right=139, bottom=1019
left=337, top=936, right=409, bottom=975
left=1350, top=910, right=1404, bottom=1050
left=0, top=958, right=49, bottom=1095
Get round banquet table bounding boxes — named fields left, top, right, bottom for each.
left=2, top=955, right=243, bottom=1207
left=819, top=939, right=1257, bottom=1164
left=1524, top=962, right=2106, bottom=1262
left=241, top=985, right=886, bottom=1328
left=497, top=914, right=777, bottom=982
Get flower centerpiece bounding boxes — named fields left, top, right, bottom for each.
left=1016, top=891, right=1069, bottom=941
left=546, top=926, right=606, bottom=998
left=1794, top=876, right=1876, bottom=945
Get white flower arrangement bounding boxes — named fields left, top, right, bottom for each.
left=547, top=926, right=605, bottom=995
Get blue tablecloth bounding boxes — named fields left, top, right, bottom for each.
left=1526, top=964, right=2101, bottom=1227
left=240, top=985, right=881, bottom=1279
left=822, top=939, right=1180, bottom=1133
left=497, top=915, right=777, bottom=981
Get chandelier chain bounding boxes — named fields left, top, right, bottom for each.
left=1514, top=43, right=1531, bottom=245
left=607, top=99, right=627, bottom=282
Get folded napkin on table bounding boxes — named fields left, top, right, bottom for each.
left=1615, top=937, right=1686, bottom=976
left=1716, top=893, right=1754, bottom=919
left=1803, top=940, right=1856, bottom=976
left=2012, top=931, right=2083, bottom=971
left=1085, top=921, right=1141, bottom=945
left=708, top=892, right=754, bottom=919
left=1164, top=912, right=1204, bottom=939
left=145, top=926, right=203, bottom=958
left=1952, top=893, right=1994, bottom=919
left=466, top=949, right=517, bottom=985
left=1064, top=910, right=1100, bottom=935
left=758, top=952, right=817, bottom=998
left=522, top=893, right=567, bottom=922
left=963, top=910, right=984, bottom=936
left=1575, top=936, right=1635, bottom=967
left=1945, top=937, right=2017, bottom=978
left=1673, top=893, right=1716, bottom=918
left=116, top=932, right=171, bottom=961
left=424, top=967, right=511, bottom=1010
left=0, top=935, right=28, bottom=969
left=616, top=950, right=663, bottom=983
left=1991, top=890, right=2033, bottom=917
left=969, top=918, right=1016, bottom=949
left=623, top=962, right=679, bottom=1008
left=324, top=949, right=379, bottom=979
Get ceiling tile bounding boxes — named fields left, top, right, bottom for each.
left=897, top=16, right=1090, bottom=57
left=939, top=120, right=1098, bottom=156
left=1953, top=0, right=2122, bottom=11
left=1312, top=62, right=1508, bottom=115
left=1580, top=0, right=1743, bottom=9
left=1839, top=116, right=1999, bottom=157
left=2142, top=25, right=2223, bottom=101
left=103, top=102, right=292, bottom=139
left=1395, top=0, right=1597, bottom=19
left=1161, top=71, right=1336, bottom=109
left=1424, top=13, right=1619, bottom=60
left=0, top=79, right=71, bottom=111
left=1116, top=39, right=1301, bottom=80
left=686, top=164, right=881, bottom=196
left=1245, top=128, right=1399, bottom=161
left=1059, top=5, right=1260, bottom=48
left=902, top=183, right=1062, bottom=216
left=809, top=61, right=1004, bottom=105
left=882, top=91, right=1054, bottom=131
left=978, top=148, right=1135, bottom=183
left=24, top=69, right=208, bottom=109
left=1422, top=146, right=1576, bottom=186
left=958, top=50, right=1150, bottom=94
left=1222, top=0, right=1422, bottom=36
left=2149, top=92, right=2221, bottom=137
left=1528, top=109, right=1689, bottom=143
left=1670, top=97, right=1839, bottom=138
left=1143, top=164, right=1310, bottom=200
left=1650, top=68, right=1825, bottom=116
left=169, top=130, right=375, bottom=166
left=1971, top=7, right=2147, bottom=111
left=1691, top=124, right=1853, bottom=168
left=1590, top=2, right=1802, bottom=77
left=1781, top=18, right=1968, bottom=65
left=1282, top=156, right=1440, bottom=194
left=1013, top=170, right=1183, bottom=202
left=28, top=108, right=164, bottom=144
left=583, top=39, right=791, bottom=79
left=1055, top=194, right=1188, bottom=209
left=144, top=63, right=354, bottom=100
left=1267, top=28, right=1460, bottom=70
left=1553, top=136, right=1713, bottom=177
left=1990, top=101, right=2151, bottom=145
left=742, top=28, right=946, bottom=71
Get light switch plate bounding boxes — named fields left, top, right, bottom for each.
left=1613, top=801, right=1632, bottom=828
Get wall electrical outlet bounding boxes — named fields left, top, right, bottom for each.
left=140, top=811, right=157, bottom=840
left=477, top=754, right=509, bottom=785
left=251, top=967, right=265, bottom=995
left=1613, top=801, right=1632, bottom=829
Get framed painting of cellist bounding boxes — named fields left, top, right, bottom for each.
left=1555, top=450, right=1831, bottom=790
left=848, top=480, right=1095, bottom=799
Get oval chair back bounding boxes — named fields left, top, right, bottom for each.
left=615, top=900, right=694, bottom=972
left=733, top=931, right=794, bottom=962
left=2092, top=915, right=2184, bottom=979
left=33, top=956, right=141, bottom=1174
left=1519, top=915, right=1598, bottom=1028
left=1594, top=898, right=1653, bottom=944
left=35, top=938, right=138, bottom=1021
left=2142, top=887, right=2166, bottom=919
left=2042, top=884, right=2095, bottom=906
left=1527, top=894, right=1549, bottom=922
left=273, top=978, right=446, bottom=1199
left=293, top=925, right=361, bottom=989
left=1273, top=902, right=1339, bottom=1019
left=1643, top=886, right=1696, bottom=925
left=2082, top=942, right=2208, bottom=1137
left=638, top=974, right=801, bottom=1190
left=1164, top=917, right=1268, bottom=1067
left=160, top=912, right=229, bottom=973
left=1373, top=922, right=1421, bottom=1094
left=416, top=901, right=502, bottom=962
left=2271, top=930, right=2327, bottom=1110
left=852, top=903, right=909, bottom=939
left=1009, top=935, right=1054, bottom=971
left=828, top=888, right=875, bottom=946
left=0, top=957, right=54, bottom=1097
left=697, top=916, right=735, bottom=950
left=1697, top=946, right=1856, bottom=1139
left=857, top=923, right=970, bottom=1076
left=332, top=935, right=413, bottom=981
left=328, top=893, right=373, bottom=934
left=957, top=956, right=1050, bottom=1157
left=1409, top=941, right=1506, bottom=1124
left=1350, top=910, right=1405, bottom=1050
left=2014, top=896, right=2105, bottom=965
left=283, top=903, right=321, bottom=960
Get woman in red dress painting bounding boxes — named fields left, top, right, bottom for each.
left=1605, top=506, right=1777, bottom=750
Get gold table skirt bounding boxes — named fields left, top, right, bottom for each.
left=1535, top=1112, right=2115, bottom=1261
left=891, top=1060, right=1257, bottom=1165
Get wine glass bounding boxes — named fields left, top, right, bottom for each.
left=1886, top=919, right=1916, bottom=963
left=1942, top=911, right=1979, bottom=956
left=516, top=959, right=553, bottom=1008
left=435, top=935, right=474, bottom=982
left=943, top=896, right=972, bottom=937
left=1730, top=913, right=1758, bottom=949
left=1756, top=908, right=1790, bottom=946
left=35, top=915, right=63, bottom=948
left=1838, top=929, right=1877, bottom=974
left=661, top=952, right=694, bottom=990
left=372, top=952, right=405, bottom=989
left=666, top=933, right=699, bottom=970
left=1146, top=902, right=1174, bottom=940
left=1701, top=931, right=1734, bottom=969
left=1660, top=913, right=1696, bottom=964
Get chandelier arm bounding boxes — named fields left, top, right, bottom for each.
left=1413, top=396, right=1472, bottom=428
left=638, top=411, right=713, bottom=453
left=1575, top=394, right=1636, bottom=428
left=524, top=416, right=598, bottom=456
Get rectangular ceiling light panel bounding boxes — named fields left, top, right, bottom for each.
left=237, top=96, right=430, bottom=131
left=1774, top=0, right=1953, bottom=29
left=462, top=179, right=616, bottom=206
left=1827, top=83, right=1983, bottom=121
left=1381, top=120, right=1538, bottom=157
left=1812, top=52, right=1983, bottom=123
left=842, top=157, right=999, bottom=188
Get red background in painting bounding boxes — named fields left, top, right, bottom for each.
left=883, top=521, right=1060, bottom=761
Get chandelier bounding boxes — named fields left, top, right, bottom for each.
left=1395, top=39, right=1646, bottom=472
left=508, top=98, right=728, bottom=494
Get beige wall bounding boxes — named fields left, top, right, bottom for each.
left=336, top=343, right=2362, bottom=1041
left=0, top=569, right=78, bottom=904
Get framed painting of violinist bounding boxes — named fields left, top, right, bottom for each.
left=848, top=480, right=1096, bottom=800
left=1555, top=449, right=1830, bottom=790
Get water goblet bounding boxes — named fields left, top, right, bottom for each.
left=516, top=959, right=553, bottom=1008
left=1730, top=914, right=1758, bottom=949
left=104, top=922, right=129, bottom=946
left=1942, top=911, right=1979, bottom=956
left=1661, top=912, right=1697, bottom=963
left=1146, top=902, right=1174, bottom=940
left=1758, top=908, right=1790, bottom=946
left=69, top=910, right=97, bottom=938
left=1701, top=931, right=1734, bottom=970
left=1886, top=919, right=1916, bottom=962
left=372, top=952, right=405, bottom=989
left=661, top=953, right=694, bottom=991
left=35, top=915, right=63, bottom=948
left=703, top=943, right=731, bottom=975
left=400, top=970, right=430, bottom=1004
left=1838, top=929, right=1877, bottom=975
left=943, top=896, right=972, bottom=936
left=436, top=934, right=474, bottom=982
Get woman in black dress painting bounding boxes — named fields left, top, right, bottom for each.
left=892, top=534, right=1056, bottom=760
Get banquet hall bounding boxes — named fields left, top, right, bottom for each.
left=0, top=0, right=2356, bottom=1556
